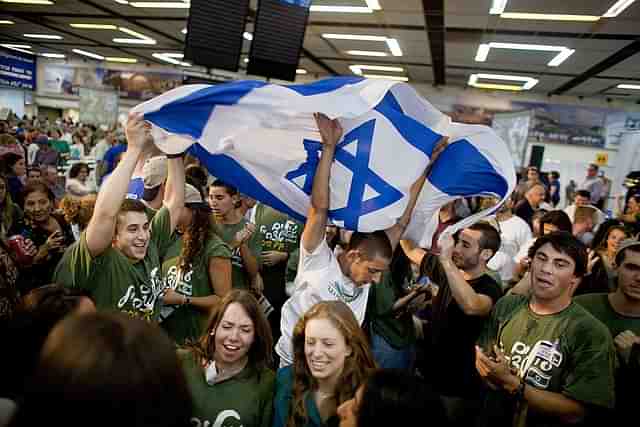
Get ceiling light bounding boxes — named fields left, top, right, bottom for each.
left=617, top=84, right=640, bottom=90
left=0, top=44, right=33, bottom=55
left=385, top=38, right=403, bottom=56
left=489, top=0, right=508, bottom=15
left=114, top=0, right=129, bottom=4
left=1, top=0, right=54, bottom=4
left=363, top=74, right=409, bottom=82
left=23, top=33, right=63, bottom=40
left=475, top=42, right=575, bottom=67
left=0, top=20, right=15, bottom=24
left=243, top=32, right=253, bottom=41
left=70, top=23, right=117, bottom=29
left=310, top=6, right=372, bottom=13
left=106, top=57, right=137, bottom=63
left=365, top=0, right=382, bottom=10
left=129, top=2, right=190, bottom=8
left=469, top=73, right=538, bottom=91
left=40, top=52, right=65, bottom=58
left=322, top=33, right=387, bottom=41
left=152, top=52, right=190, bottom=66
left=243, top=57, right=249, bottom=63
left=603, top=0, right=636, bottom=17
left=345, top=50, right=388, bottom=56
left=118, top=27, right=151, bottom=39
left=72, top=48, right=104, bottom=60
left=113, top=38, right=156, bottom=44
left=181, top=27, right=187, bottom=34
left=499, top=13, right=600, bottom=22
left=349, top=64, right=404, bottom=75
left=296, top=68, right=307, bottom=74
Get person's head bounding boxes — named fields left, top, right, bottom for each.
left=22, top=180, right=56, bottom=224
left=524, top=182, right=546, bottom=207
left=587, top=163, right=598, bottom=178
left=27, top=167, right=41, bottom=180
left=34, top=134, right=50, bottom=150
left=337, top=369, right=447, bottom=427
left=0, top=174, right=8, bottom=205
left=72, top=131, right=84, bottom=145
left=141, top=156, right=168, bottom=206
left=184, top=164, right=208, bottom=194
left=60, top=193, right=97, bottom=230
left=452, top=222, right=501, bottom=271
left=626, top=194, right=640, bottom=215
left=69, top=162, right=90, bottom=182
left=573, top=206, right=596, bottom=235
left=208, top=179, right=240, bottom=219
left=340, top=231, right=392, bottom=286
left=599, top=225, right=629, bottom=256
left=10, top=312, right=192, bottom=427
left=177, top=184, right=215, bottom=270
left=614, top=239, right=640, bottom=302
left=0, top=153, right=26, bottom=177
left=193, top=290, right=272, bottom=371
left=539, top=210, right=573, bottom=235
left=527, top=166, right=539, bottom=182
left=550, top=171, right=560, bottom=181
left=113, top=199, right=150, bottom=261
left=528, top=231, right=587, bottom=305
left=574, top=190, right=591, bottom=207
left=289, top=301, right=376, bottom=427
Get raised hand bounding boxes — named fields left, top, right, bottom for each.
left=314, top=113, right=343, bottom=147
left=125, top=112, right=151, bottom=152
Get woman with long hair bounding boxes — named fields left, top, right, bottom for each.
left=160, top=184, right=233, bottom=344
left=0, top=153, right=26, bottom=203
left=64, top=162, right=94, bottom=198
left=59, top=193, right=97, bottom=241
left=7, top=180, right=74, bottom=293
left=0, top=174, right=22, bottom=241
left=179, top=290, right=275, bottom=427
left=273, top=301, right=376, bottom=427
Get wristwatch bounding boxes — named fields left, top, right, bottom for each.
left=182, top=295, right=191, bottom=306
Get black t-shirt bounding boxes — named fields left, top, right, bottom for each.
left=514, top=199, right=535, bottom=228
left=427, top=272, right=503, bottom=398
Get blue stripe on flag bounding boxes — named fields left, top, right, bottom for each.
left=286, top=76, right=364, bottom=96
left=429, top=139, right=509, bottom=197
left=144, top=80, right=267, bottom=139
left=188, top=144, right=307, bottom=223
left=374, top=92, right=443, bottom=157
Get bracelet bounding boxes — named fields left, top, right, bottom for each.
left=182, top=296, right=191, bottom=305
left=166, top=152, right=185, bottom=159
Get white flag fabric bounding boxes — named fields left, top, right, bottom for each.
left=132, top=77, right=516, bottom=247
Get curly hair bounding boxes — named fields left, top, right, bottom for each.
left=288, top=301, right=376, bottom=427
left=60, top=194, right=96, bottom=230
left=178, top=206, right=214, bottom=271
left=0, top=174, right=17, bottom=234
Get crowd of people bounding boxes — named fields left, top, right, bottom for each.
left=0, top=111, right=638, bottom=427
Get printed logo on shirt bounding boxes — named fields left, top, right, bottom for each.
left=191, top=409, right=242, bottom=427
left=165, top=264, right=194, bottom=296
left=117, top=267, right=163, bottom=320
left=230, top=247, right=244, bottom=269
left=509, top=339, right=563, bottom=389
left=327, top=280, right=361, bottom=303
left=259, top=220, right=300, bottom=251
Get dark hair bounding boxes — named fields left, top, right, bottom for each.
left=185, top=165, right=208, bottom=193
left=357, top=369, right=447, bottom=427
left=550, top=171, right=560, bottom=179
left=590, top=219, right=625, bottom=250
left=589, top=163, right=599, bottom=172
left=539, top=210, right=573, bottom=233
left=468, top=222, right=501, bottom=257
left=528, top=231, right=587, bottom=277
left=21, top=179, right=56, bottom=207
left=69, top=162, right=89, bottom=179
left=575, top=190, right=591, bottom=200
left=0, top=152, right=24, bottom=176
left=210, top=179, right=238, bottom=197
left=115, top=199, right=148, bottom=229
left=186, top=290, right=273, bottom=372
left=9, top=312, right=193, bottom=427
left=615, top=241, right=640, bottom=266
left=179, top=207, right=216, bottom=271
left=347, top=230, right=393, bottom=261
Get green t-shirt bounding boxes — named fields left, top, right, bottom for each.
left=160, top=232, right=232, bottom=344
left=366, top=272, right=416, bottom=349
left=53, top=207, right=173, bottom=321
left=574, top=293, right=640, bottom=338
left=216, top=218, right=260, bottom=290
left=179, top=351, right=275, bottom=427
left=251, top=204, right=302, bottom=305
left=477, top=294, right=616, bottom=427
left=50, top=139, right=70, bottom=154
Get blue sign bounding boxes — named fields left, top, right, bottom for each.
left=279, top=0, right=312, bottom=7
left=0, top=47, right=36, bottom=90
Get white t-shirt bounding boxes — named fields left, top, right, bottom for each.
left=275, top=239, right=370, bottom=366
left=564, top=204, right=606, bottom=226
left=488, top=215, right=532, bottom=282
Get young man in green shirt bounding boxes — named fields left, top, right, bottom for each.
left=53, top=113, right=184, bottom=321
left=575, top=238, right=640, bottom=424
left=475, top=231, right=616, bottom=427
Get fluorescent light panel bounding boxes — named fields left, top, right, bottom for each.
left=489, top=0, right=508, bottom=15
left=603, top=0, right=636, bottom=17
left=296, top=68, right=307, bottom=74
left=243, top=31, right=253, bottom=41
left=113, top=38, right=156, bottom=44
left=363, top=74, right=409, bottom=82
left=106, top=57, right=137, bottom=63
left=385, top=38, right=403, bottom=56
left=70, top=23, right=117, bottom=29
left=345, top=50, right=388, bottom=56
left=617, top=84, right=640, bottom=90
left=350, top=64, right=404, bottom=75
left=152, top=52, right=190, bottom=66
left=2, top=0, right=53, bottom=4
left=23, top=33, right=62, bottom=40
left=500, top=13, right=600, bottom=21
left=129, top=2, right=189, bottom=8
left=322, top=33, right=387, bottom=41
left=475, top=42, right=575, bottom=67
left=72, top=48, right=104, bottom=60
left=469, top=73, right=538, bottom=90
left=365, top=0, right=382, bottom=10
left=0, top=44, right=33, bottom=54
left=0, top=20, right=15, bottom=24
left=181, top=27, right=187, bottom=34
left=41, top=53, right=65, bottom=58
left=310, top=6, right=372, bottom=13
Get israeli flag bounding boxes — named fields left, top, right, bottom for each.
left=132, top=77, right=516, bottom=247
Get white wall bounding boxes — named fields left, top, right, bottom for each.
left=0, top=88, right=25, bottom=118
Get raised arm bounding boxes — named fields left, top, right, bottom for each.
left=301, top=113, right=343, bottom=253
left=162, top=155, right=185, bottom=233
left=85, top=113, right=147, bottom=257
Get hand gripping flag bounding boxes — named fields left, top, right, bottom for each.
left=132, top=77, right=516, bottom=247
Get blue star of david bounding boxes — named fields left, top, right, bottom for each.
left=285, top=119, right=403, bottom=230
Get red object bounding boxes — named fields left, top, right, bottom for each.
left=7, top=234, right=34, bottom=265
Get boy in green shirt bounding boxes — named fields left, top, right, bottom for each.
left=54, top=112, right=184, bottom=321
left=475, top=232, right=616, bottom=427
